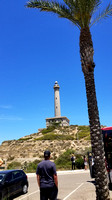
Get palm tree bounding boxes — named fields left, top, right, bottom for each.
left=26, top=0, right=112, bottom=199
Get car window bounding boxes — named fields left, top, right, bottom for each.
left=0, top=174, right=5, bottom=182
left=13, top=171, right=23, bottom=179
left=5, top=173, right=13, bottom=182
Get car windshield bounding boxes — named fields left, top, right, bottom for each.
left=0, top=174, right=6, bottom=182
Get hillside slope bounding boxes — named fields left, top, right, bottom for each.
left=0, top=125, right=91, bottom=164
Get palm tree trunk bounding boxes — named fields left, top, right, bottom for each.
left=80, top=27, right=110, bottom=200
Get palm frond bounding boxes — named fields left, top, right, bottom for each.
left=62, top=0, right=101, bottom=27
left=26, top=0, right=112, bottom=29
left=26, top=0, right=81, bottom=29
left=90, top=3, right=112, bottom=27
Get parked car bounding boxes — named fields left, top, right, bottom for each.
left=0, top=169, right=28, bottom=200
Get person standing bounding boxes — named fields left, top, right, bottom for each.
left=84, top=155, right=88, bottom=170
left=36, top=150, right=58, bottom=200
left=71, top=154, right=75, bottom=170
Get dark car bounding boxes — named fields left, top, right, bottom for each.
left=0, top=169, right=28, bottom=200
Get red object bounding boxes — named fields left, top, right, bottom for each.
left=101, top=127, right=112, bottom=131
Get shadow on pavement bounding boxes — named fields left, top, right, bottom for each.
left=87, top=180, right=96, bottom=185
left=87, top=181, right=112, bottom=192
left=9, top=192, right=26, bottom=200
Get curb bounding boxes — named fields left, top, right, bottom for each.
left=27, top=169, right=89, bottom=177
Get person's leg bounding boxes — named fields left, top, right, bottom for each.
left=40, top=188, right=48, bottom=200
left=84, top=164, right=87, bottom=170
left=49, top=186, right=58, bottom=200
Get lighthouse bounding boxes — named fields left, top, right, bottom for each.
left=46, top=81, right=70, bottom=127
left=54, top=81, right=61, bottom=117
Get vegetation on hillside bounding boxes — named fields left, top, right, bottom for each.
left=16, top=125, right=91, bottom=141
left=77, top=126, right=90, bottom=140
left=18, top=137, right=32, bottom=141
left=55, top=149, right=84, bottom=170
left=7, top=148, right=91, bottom=172
left=35, top=133, right=74, bottom=140
left=37, top=125, right=90, bottom=141
left=7, top=162, right=21, bottom=170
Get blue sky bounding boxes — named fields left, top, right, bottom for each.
left=0, top=0, right=112, bottom=144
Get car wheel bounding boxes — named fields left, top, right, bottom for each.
left=22, top=184, right=28, bottom=194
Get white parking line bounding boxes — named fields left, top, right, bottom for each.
left=18, top=190, right=39, bottom=200
left=63, top=183, right=84, bottom=200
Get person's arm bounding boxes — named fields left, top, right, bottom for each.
left=37, top=174, right=40, bottom=188
left=53, top=174, right=58, bottom=188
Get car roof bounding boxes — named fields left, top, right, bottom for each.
left=0, top=169, right=22, bottom=174
left=101, top=127, right=112, bottom=131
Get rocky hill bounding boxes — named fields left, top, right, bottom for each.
left=0, top=125, right=91, bottom=165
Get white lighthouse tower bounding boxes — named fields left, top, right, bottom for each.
left=54, top=81, right=61, bottom=117
left=46, top=81, right=69, bottom=127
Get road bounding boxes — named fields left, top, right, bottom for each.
left=13, top=170, right=112, bottom=200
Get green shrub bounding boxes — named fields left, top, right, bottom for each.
left=35, top=133, right=74, bottom=140
left=85, top=135, right=91, bottom=140
left=78, top=126, right=90, bottom=131
left=78, top=131, right=90, bottom=139
left=42, top=123, right=62, bottom=135
left=7, top=162, right=21, bottom=169
left=70, top=125, right=78, bottom=128
left=42, top=127, right=55, bottom=134
left=18, top=137, right=32, bottom=141
left=55, top=149, right=75, bottom=170
left=55, top=149, right=85, bottom=170
left=7, top=160, right=41, bottom=172
left=22, top=160, right=41, bottom=173
left=76, top=126, right=90, bottom=139
left=75, top=157, right=84, bottom=169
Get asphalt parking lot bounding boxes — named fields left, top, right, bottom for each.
left=13, top=170, right=112, bottom=200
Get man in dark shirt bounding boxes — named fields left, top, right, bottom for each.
left=71, top=154, right=75, bottom=170
left=36, top=150, right=58, bottom=200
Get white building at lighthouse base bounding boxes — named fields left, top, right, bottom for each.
left=46, top=116, right=69, bottom=127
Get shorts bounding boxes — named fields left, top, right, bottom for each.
left=84, top=162, right=88, bottom=166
